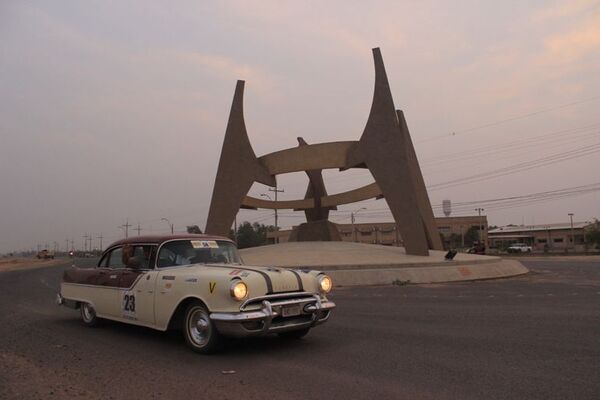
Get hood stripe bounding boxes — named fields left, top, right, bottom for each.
left=207, top=264, right=273, bottom=294
left=289, top=269, right=304, bottom=291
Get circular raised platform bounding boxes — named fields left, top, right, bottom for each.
left=239, top=242, right=528, bottom=286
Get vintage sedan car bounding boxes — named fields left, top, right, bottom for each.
left=57, top=234, right=335, bottom=353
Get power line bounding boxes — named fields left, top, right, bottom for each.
left=417, top=95, right=600, bottom=143
left=428, top=142, right=600, bottom=191
left=322, top=122, right=600, bottom=188
left=421, top=125, right=600, bottom=169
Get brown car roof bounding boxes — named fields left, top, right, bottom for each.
left=107, top=234, right=233, bottom=248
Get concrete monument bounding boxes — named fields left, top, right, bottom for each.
left=206, top=48, right=443, bottom=256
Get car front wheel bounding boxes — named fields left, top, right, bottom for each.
left=183, top=301, right=221, bottom=354
left=80, top=302, right=98, bottom=326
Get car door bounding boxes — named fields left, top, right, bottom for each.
left=94, top=246, right=127, bottom=317
left=118, top=245, right=159, bottom=325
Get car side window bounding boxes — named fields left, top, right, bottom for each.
left=98, top=253, right=109, bottom=268
left=157, top=247, right=177, bottom=268
left=108, top=247, right=126, bottom=269
left=125, top=245, right=155, bottom=269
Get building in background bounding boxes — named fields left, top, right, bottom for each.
left=488, top=221, right=596, bottom=252
left=267, top=215, right=488, bottom=249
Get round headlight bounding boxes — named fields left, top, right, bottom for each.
left=319, top=275, right=333, bottom=293
left=230, top=281, right=248, bottom=300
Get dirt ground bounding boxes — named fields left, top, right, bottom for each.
left=0, top=258, right=66, bottom=273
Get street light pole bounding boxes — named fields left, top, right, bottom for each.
left=261, top=190, right=284, bottom=244
left=269, top=187, right=284, bottom=243
left=351, top=207, right=367, bottom=242
left=568, top=213, right=574, bottom=251
left=161, top=218, right=174, bottom=234
left=475, top=208, right=485, bottom=245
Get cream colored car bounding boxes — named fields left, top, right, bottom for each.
left=58, top=234, right=335, bottom=353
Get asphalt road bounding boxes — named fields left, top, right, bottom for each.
left=0, top=258, right=599, bottom=399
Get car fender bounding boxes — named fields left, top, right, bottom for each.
left=153, top=269, right=251, bottom=330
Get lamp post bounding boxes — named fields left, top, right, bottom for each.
left=260, top=193, right=278, bottom=243
left=568, top=213, right=574, bottom=251
left=161, top=218, right=174, bottom=234
left=269, top=187, right=284, bottom=243
left=351, top=207, right=367, bottom=242
left=475, top=208, right=485, bottom=245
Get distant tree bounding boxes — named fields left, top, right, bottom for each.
left=464, top=226, right=480, bottom=246
left=235, top=221, right=275, bottom=249
left=186, top=225, right=202, bottom=234
left=585, top=222, right=600, bottom=249
left=488, top=225, right=498, bottom=230
left=448, top=233, right=463, bottom=249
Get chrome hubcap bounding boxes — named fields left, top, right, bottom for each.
left=82, top=304, right=94, bottom=322
left=188, top=309, right=210, bottom=346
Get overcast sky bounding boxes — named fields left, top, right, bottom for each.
left=1, top=1, right=600, bottom=253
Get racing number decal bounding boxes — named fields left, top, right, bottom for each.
left=122, top=291, right=136, bottom=318
left=124, top=294, right=136, bottom=312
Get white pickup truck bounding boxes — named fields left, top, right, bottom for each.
left=507, top=243, right=533, bottom=253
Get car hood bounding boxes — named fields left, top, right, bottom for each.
left=184, top=263, right=309, bottom=294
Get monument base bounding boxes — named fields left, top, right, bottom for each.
left=288, top=220, right=342, bottom=242
left=240, top=241, right=529, bottom=286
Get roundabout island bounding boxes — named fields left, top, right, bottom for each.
left=240, top=241, right=528, bottom=286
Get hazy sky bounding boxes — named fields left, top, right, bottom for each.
left=1, top=1, right=600, bottom=253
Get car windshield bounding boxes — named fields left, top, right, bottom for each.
left=157, top=239, right=242, bottom=268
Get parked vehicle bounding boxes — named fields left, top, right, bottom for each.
left=57, top=234, right=335, bottom=353
left=36, top=249, right=55, bottom=259
left=466, top=242, right=486, bottom=255
left=507, top=243, right=533, bottom=253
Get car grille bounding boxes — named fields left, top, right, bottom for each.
left=240, top=292, right=316, bottom=312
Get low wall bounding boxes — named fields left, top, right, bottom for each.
left=327, top=259, right=528, bottom=287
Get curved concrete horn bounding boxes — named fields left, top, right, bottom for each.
left=205, top=80, right=276, bottom=236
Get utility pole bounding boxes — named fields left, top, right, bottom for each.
left=568, top=213, right=574, bottom=250
left=82, top=234, right=89, bottom=252
left=97, top=234, right=103, bottom=251
left=122, top=219, right=131, bottom=238
left=70, top=240, right=74, bottom=252
left=65, top=239, right=69, bottom=253
left=351, top=207, right=367, bottom=242
left=135, top=223, right=142, bottom=236
left=269, top=187, right=285, bottom=243
left=475, top=208, right=485, bottom=245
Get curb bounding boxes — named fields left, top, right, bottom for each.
left=326, top=259, right=528, bottom=286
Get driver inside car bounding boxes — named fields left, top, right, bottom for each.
left=122, top=244, right=152, bottom=269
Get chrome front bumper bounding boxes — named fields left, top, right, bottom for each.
left=210, top=293, right=335, bottom=337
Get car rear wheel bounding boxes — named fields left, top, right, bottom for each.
left=80, top=302, right=98, bottom=326
left=278, top=328, right=310, bottom=339
left=183, top=301, right=221, bottom=354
